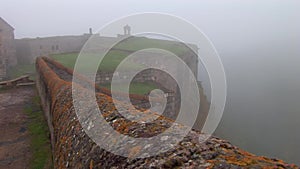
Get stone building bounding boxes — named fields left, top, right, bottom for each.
left=0, top=17, right=17, bottom=80
left=16, top=34, right=91, bottom=64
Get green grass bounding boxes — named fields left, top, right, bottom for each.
left=51, top=37, right=193, bottom=95
left=51, top=51, right=143, bottom=73
left=25, top=95, right=52, bottom=169
left=99, top=50, right=144, bottom=72
left=7, top=64, right=35, bottom=80
left=50, top=53, right=78, bottom=69
left=51, top=52, right=161, bottom=95
left=50, top=37, right=194, bottom=73
left=101, top=82, right=158, bottom=95
left=113, top=36, right=192, bottom=56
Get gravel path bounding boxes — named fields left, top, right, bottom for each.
left=0, top=87, right=34, bottom=169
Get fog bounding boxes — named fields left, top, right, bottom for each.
left=214, top=38, right=300, bottom=164
left=1, top=0, right=300, bottom=165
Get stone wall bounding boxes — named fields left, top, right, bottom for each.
left=16, top=34, right=91, bottom=64
left=85, top=68, right=209, bottom=127
left=35, top=57, right=298, bottom=168
left=0, top=17, right=17, bottom=80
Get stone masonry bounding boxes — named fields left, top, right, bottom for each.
left=0, top=17, right=17, bottom=80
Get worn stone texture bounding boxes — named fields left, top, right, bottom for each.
left=16, top=34, right=91, bottom=64
left=0, top=17, right=17, bottom=80
left=36, top=57, right=299, bottom=169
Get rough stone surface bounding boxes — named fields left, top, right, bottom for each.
left=0, top=17, right=17, bottom=80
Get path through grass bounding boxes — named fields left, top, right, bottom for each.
left=25, top=94, right=52, bottom=169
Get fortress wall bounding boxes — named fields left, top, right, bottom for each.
left=16, top=35, right=91, bottom=64
left=85, top=69, right=209, bottom=124
left=35, top=56, right=298, bottom=168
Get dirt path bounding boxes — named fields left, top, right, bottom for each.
left=0, top=87, right=34, bottom=169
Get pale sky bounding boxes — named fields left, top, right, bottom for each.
left=0, top=0, right=299, bottom=57
left=1, top=0, right=299, bottom=42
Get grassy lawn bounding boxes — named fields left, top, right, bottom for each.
left=51, top=51, right=143, bottom=73
left=101, top=82, right=158, bottom=95
left=113, top=36, right=192, bottom=56
left=51, top=53, right=159, bottom=95
left=50, top=53, right=78, bottom=69
left=50, top=37, right=194, bottom=73
left=50, top=37, right=193, bottom=95
left=25, top=95, right=52, bottom=169
left=7, top=64, right=35, bottom=80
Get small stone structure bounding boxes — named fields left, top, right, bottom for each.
left=117, top=24, right=131, bottom=38
left=0, top=17, right=17, bottom=80
left=124, top=24, right=131, bottom=35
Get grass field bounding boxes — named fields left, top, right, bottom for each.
left=25, top=95, right=52, bottom=169
left=6, top=37, right=189, bottom=94
left=51, top=36, right=193, bottom=73
left=113, top=36, right=192, bottom=56
left=51, top=51, right=143, bottom=73
left=51, top=52, right=159, bottom=95
left=101, top=82, right=158, bottom=95
left=7, top=63, right=36, bottom=80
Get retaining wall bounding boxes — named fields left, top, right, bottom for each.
left=85, top=69, right=210, bottom=129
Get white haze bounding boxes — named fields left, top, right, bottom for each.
left=1, top=0, right=300, bottom=165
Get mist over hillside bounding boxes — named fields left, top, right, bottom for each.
left=1, top=0, right=299, bottom=166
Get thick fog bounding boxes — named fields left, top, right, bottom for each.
left=1, top=0, right=299, bottom=165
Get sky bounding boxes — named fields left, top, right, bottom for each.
left=0, top=0, right=299, bottom=42
left=1, top=0, right=299, bottom=61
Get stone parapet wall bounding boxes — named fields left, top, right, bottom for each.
left=35, top=57, right=298, bottom=168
